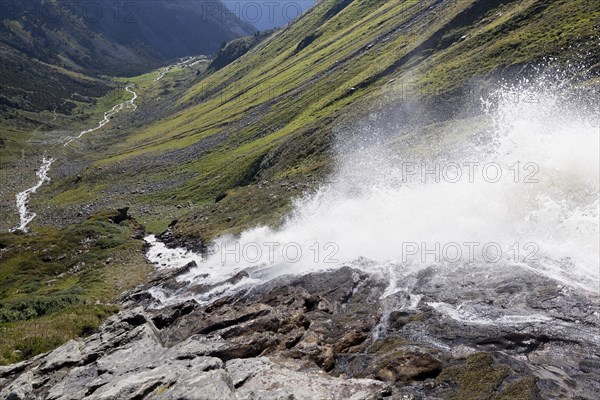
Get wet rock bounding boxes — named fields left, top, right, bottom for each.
left=157, top=228, right=207, bottom=253
left=437, top=353, right=537, bottom=400
left=1, top=264, right=598, bottom=399
left=579, top=357, right=600, bottom=373
left=120, top=262, right=199, bottom=307
left=374, top=347, right=443, bottom=382
left=188, top=270, right=249, bottom=296
left=151, top=300, right=198, bottom=329
left=159, top=303, right=273, bottom=346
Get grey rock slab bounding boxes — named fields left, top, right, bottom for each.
left=41, top=340, right=84, bottom=372
left=0, top=370, right=34, bottom=400
left=87, top=357, right=226, bottom=400
left=46, top=364, right=101, bottom=400
left=226, top=357, right=385, bottom=400
left=152, top=368, right=236, bottom=400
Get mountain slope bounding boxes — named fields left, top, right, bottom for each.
left=0, top=0, right=255, bottom=112
left=40, top=0, right=598, bottom=241
left=1, top=0, right=255, bottom=75
left=90, top=0, right=256, bottom=60
left=0, top=0, right=598, bottom=383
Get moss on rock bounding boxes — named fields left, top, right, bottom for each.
left=438, top=352, right=539, bottom=400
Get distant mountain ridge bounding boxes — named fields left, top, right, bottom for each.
left=89, top=0, right=257, bottom=63
left=1, top=0, right=256, bottom=74
left=0, top=0, right=256, bottom=112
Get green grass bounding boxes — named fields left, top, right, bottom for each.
left=33, top=0, right=597, bottom=245
left=7, top=1, right=599, bottom=238
left=0, top=305, right=118, bottom=365
left=75, top=1, right=597, bottom=195
left=0, top=123, right=37, bottom=163
left=0, top=212, right=152, bottom=365
left=1, top=0, right=598, bottom=369
left=437, top=353, right=539, bottom=400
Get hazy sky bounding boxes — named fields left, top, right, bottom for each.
left=222, top=1, right=317, bottom=30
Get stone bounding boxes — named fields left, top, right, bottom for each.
left=374, top=348, right=443, bottom=382
left=226, top=357, right=384, bottom=400
left=108, top=207, right=131, bottom=224
left=41, top=340, right=83, bottom=372
left=0, top=371, right=33, bottom=400
left=1, top=264, right=598, bottom=399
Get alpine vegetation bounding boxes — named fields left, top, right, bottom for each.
left=0, top=1, right=598, bottom=399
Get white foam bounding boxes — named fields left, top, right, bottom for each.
left=10, top=157, right=54, bottom=233
left=428, top=301, right=553, bottom=325
left=155, top=57, right=204, bottom=81
left=64, top=84, right=137, bottom=146
left=145, top=72, right=600, bottom=306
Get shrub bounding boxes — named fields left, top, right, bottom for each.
left=0, top=294, right=85, bottom=323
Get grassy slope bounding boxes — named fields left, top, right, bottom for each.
left=0, top=212, right=152, bottom=365
left=32, top=62, right=210, bottom=233
left=42, top=0, right=598, bottom=240
left=0, top=77, right=160, bottom=363
left=0, top=80, right=137, bottom=231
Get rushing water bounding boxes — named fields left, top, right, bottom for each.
left=155, top=57, right=204, bottom=81
left=10, top=85, right=138, bottom=232
left=146, top=72, right=599, bottom=307
left=10, top=157, right=55, bottom=233
left=64, top=84, right=137, bottom=147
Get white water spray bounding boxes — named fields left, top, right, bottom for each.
left=147, top=72, right=599, bottom=305
left=155, top=57, right=204, bottom=82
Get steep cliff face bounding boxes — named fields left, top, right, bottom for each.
left=209, top=30, right=275, bottom=71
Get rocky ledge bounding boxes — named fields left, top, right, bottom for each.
left=1, top=265, right=599, bottom=399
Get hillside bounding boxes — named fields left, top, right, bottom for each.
left=0, top=0, right=599, bottom=397
left=0, top=0, right=255, bottom=113
left=30, top=0, right=599, bottom=241
left=209, top=30, right=275, bottom=71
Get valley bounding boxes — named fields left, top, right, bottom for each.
left=0, top=0, right=599, bottom=399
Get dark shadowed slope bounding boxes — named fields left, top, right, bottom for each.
left=0, top=0, right=255, bottom=112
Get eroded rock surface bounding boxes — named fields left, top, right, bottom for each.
left=1, top=266, right=598, bottom=399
